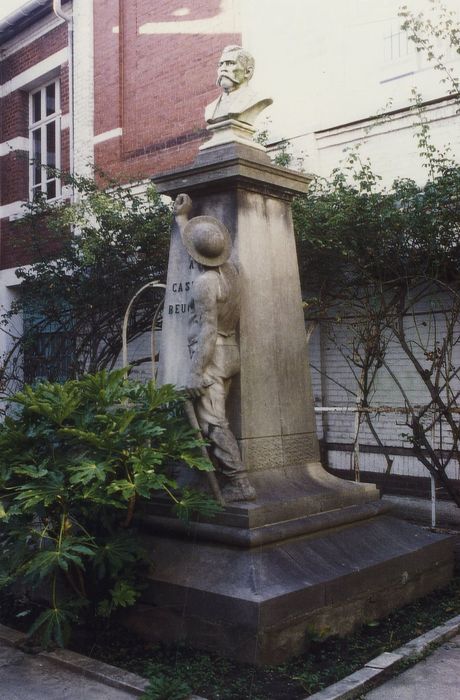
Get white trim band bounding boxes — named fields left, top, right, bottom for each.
left=0, top=48, right=68, bottom=97
left=0, top=201, right=27, bottom=221
left=0, top=266, right=26, bottom=287
left=0, top=137, right=29, bottom=156
left=94, top=127, right=123, bottom=145
left=61, top=113, right=70, bottom=130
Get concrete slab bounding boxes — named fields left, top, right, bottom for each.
left=364, top=634, right=460, bottom=699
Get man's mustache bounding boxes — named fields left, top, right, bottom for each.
left=217, top=73, right=237, bottom=84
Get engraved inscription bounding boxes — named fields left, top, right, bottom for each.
left=168, top=301, right=193, bottom=315
left=172, top=281, right=193, bottom=293
left=239, top=434, right=319, bottom=471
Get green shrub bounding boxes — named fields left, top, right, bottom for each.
left=0, top=368, right=217, bottom=646
left=141, top=675, right=192, bottom=700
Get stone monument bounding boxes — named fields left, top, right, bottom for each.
left=133, top=46, right=453, bottom=664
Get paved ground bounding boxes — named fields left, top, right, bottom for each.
left=0, top=640, right=140, bottom=700
left=363, top=634, right=460, bottom=700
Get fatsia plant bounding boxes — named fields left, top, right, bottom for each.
left=0, top=368, right=218, bottom=647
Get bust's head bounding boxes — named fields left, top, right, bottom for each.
left=217, top=46, right=255, bottom=93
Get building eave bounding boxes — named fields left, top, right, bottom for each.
left=0, top=0, right=53, bottom=46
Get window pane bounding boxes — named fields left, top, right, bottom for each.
left=32, top=91, right=41, bottom=122
left=23, top=304, right=74, bottom=383
left=47, top=180, right=56, bottom=199
left=32, top=129, right=42, bottom=185
left=46, top=121, right=56, bottom=168
left=46, top=83, right=55, bottom=116
left=29, top=84, right=61, bottom=200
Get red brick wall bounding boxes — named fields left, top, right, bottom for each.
left=1, top=219, right=30, bottom=269
left=60, top=62, right=69, bottom=114
left=0, top=21, right=69, bottom=270
left=0, top=215, right=67, bottom=270
left=94, top=0, right=121, bottom=138
left=61, top=124, right=70, bottom=174
left=1, top=25, right=67, bottom=82
left=0, top=91, right=29, bottom=142
left=94, top=0, right=241, bottom=180
left=0, top=151, right=29, bottom=203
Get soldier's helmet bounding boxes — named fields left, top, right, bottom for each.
left=182, top=216, right=231, bottom=267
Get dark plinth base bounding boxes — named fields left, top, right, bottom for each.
left=126, top=512, right=453, bottom=664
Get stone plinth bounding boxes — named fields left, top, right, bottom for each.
left=136, top=142, right=455, bottom=664
left=130, top=510, right=453, bottom=665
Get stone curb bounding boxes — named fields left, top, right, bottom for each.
left=0, top=623, right=26, bottom=646
left=41, top=647, right=150, bottom=697
left=304, top=613, right=460, bottom=700
left=0, top=623, right=205, bottom=699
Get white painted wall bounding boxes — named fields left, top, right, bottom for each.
left=241, top=0, right=460, bottom=482
left=241, top=0, right=460, bottom=183
left=307, top=98, right=460, bottom=186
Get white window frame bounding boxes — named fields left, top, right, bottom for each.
left=383, top=25, right=413, bottom=64
left=29, top=79, right=61, bottom=201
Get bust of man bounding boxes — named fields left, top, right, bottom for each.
left=205, top=45, right=272, bottom=127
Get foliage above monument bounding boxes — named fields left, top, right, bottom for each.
left=294, top=157, right=460, bottom=305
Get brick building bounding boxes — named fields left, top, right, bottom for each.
left=1, top=3, right=69, bottom=269
left=0, top=0, right=241, bottom=386
left=1, top=0, right=460, bottom=499
left=92, top=0, right=239, bottom=182
left=0, top=0, right=239, bottom=271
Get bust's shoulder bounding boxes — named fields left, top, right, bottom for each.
left=205, top=96, right=221, bottom=122
left=206, top=85, right=272, bottom=126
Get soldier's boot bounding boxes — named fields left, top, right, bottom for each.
left=221, top=477, right=256, bottom=502
left=209, top=424, right=257, bottom=502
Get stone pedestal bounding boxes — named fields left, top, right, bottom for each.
left=132, top=509, right=452, bottom=665
left=135, top=142, right=455, bottom=664
left=156, top=141, right=377, bottom=508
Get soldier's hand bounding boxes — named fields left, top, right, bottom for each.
left=186, top=374, right=206, bottom=399
left=174, top=193, right=193, bottom=217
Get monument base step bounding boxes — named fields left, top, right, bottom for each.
left=125, top=514, right=454, bottom=664
left=143, top=463, right=381, bottom=543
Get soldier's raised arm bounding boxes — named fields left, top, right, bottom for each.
left=173, top=193, right=193, bottom=235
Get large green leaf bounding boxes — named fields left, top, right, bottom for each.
left=68, top=460, right=110, bottom=485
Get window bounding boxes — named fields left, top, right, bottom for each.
left=23, top=303, right=74, bottom=384
left=29, top=80, right=61, bottom=200
left=383, top=25, right=413, bottom=63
